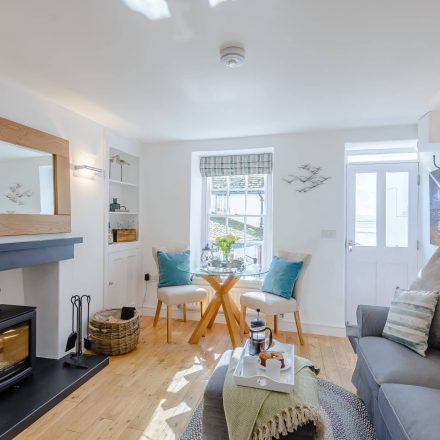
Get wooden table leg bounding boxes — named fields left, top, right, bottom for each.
left=188, top=274, right=243, bottom=348
left=207, top=301, right=221, bottom=328
left=221, top=291, right=240, bottom=348
left=205, top=275, right=222, bottom=329
left=188, top=293, right=221, bottom=344
left=230, top=298, right=250, bottom=332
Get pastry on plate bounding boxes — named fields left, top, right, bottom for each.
left=258, top=350, right=285, bottom=368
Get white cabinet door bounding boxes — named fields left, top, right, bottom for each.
left=106, top=249, right=140, bottom=308
left=107, top=252, right=126, bottom=308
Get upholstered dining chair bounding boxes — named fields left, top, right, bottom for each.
left=239, top=251, right=311, bottom=345
left=152, top=246, right=208, bottom=343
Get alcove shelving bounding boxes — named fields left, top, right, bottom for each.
left=107, top=147, right=139, bottom=248
left=104, top=144, right=141, bottom=309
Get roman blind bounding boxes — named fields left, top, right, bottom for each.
left=200, top=153, right=273, bottom=177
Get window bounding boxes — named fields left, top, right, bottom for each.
left=347, top=152, right=418, bottom=163
left=204, top=174, right=270, bottom=266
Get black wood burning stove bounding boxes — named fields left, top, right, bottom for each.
left=0, top=305, right=36, bottom=393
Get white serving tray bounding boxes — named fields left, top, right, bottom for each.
left=233, top=339, right=295, bottom=393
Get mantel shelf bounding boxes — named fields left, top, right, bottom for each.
left=0, top=237, right=83, bottom=271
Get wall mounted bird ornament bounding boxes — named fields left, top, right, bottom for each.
left=282, top=164, right=331, bottom=192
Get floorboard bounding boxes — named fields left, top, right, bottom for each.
left=17, top=316, right=357, bottom=440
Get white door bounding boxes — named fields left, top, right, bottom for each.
left=345, top=162, right=419, bottom=325
left=106, top=249, right=140, bottom=308
left=107, top=252, right=126, bottom=308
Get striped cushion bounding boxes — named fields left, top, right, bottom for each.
left=383, top=288, right=439, bottom=356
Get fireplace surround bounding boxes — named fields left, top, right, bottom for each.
left=0, top=305, right=36, bottom=393
left=0, top=237, right=109, bottom=439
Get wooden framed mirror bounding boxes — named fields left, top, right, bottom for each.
left=0, top=117, right=71, bottom=236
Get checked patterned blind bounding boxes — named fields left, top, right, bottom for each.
left=200, top=153, right=273, bottom=177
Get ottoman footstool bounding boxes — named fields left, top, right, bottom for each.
left=203, top=350, right=317, bottom=440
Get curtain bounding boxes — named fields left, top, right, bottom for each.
left=200, top=153, right=273, bottom=177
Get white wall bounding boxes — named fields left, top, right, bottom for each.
left=0, top=77, right=141, bottom=358
left=140, top=124, right=417, bottom=336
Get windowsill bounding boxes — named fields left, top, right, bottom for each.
left=192, top=276, right=262, bottom=290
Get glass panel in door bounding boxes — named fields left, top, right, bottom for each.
left=355, top=173, right=377, bottom=246
left=386, top=172, right=409, bottom=247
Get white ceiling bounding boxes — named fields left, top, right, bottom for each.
left=0, top=141, right=49, bottom=161
left=0, top=0, right=440, bottom=142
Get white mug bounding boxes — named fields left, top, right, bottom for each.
left=265, top=358, right=281, bottom=381
left=243, top=355, right=258, bottom=376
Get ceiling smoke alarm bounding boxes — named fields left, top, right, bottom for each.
left=220, top=45, right=245, bottom=68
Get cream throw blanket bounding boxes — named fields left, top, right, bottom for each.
left=223, top=349, right=324, bottom=440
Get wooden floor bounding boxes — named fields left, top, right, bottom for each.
left=17, top=316, right=357, bottom=440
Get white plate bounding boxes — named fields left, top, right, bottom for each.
left=257, top=353, right=292, bottom=371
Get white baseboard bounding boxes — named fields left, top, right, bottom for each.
left=299, top=322, right=346, bottom=337
left=140, top=306, right=346, bottom=338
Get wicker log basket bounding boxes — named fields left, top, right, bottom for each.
left=89, top=309, right=140, bottom=355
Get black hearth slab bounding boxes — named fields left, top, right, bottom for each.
left=0, top=237, right=83, bottom=271
left=0, top=354, right=108, bottom=440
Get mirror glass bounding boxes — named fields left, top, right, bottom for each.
left=0, top=140, right=54, bottom=215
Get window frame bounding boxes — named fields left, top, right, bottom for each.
left=201, top=173, right=273, bottom=269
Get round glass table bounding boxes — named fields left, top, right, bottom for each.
left=177, top=264, right=268, bottom=347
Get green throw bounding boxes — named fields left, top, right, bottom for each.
left=223, top=349, right=324, bottom=440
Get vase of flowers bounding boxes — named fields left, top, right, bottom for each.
left=214, top=234, right=240, bottom=263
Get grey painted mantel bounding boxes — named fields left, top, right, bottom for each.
left=0, top=237, right=83, bottom=271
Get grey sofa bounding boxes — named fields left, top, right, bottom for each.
left=352, top=304, right=440, bottom=440
left=203, top=350, right=316, bottom=440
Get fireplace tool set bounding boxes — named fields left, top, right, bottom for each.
left=64, top=294, right=93, bottom=369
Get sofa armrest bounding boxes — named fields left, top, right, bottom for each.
left=357, top=305, right=389, bottom=337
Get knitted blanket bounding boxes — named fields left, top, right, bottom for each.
left=223, top=348, right=324, bottom=440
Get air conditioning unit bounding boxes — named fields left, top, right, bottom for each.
left=418, top=111, right=440, bottom=152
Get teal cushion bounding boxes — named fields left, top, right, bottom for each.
left=157, top=250, right=191, bottom=288
left=262, top=256, right=303, bottom=299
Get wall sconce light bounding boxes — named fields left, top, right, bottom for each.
left=73, top=165, right=105, bottom=178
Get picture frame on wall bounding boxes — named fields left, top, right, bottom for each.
left=429, top=168, right=440, bottom=245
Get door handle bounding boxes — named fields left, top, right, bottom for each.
left=347, top=240, right=359, bottom=252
